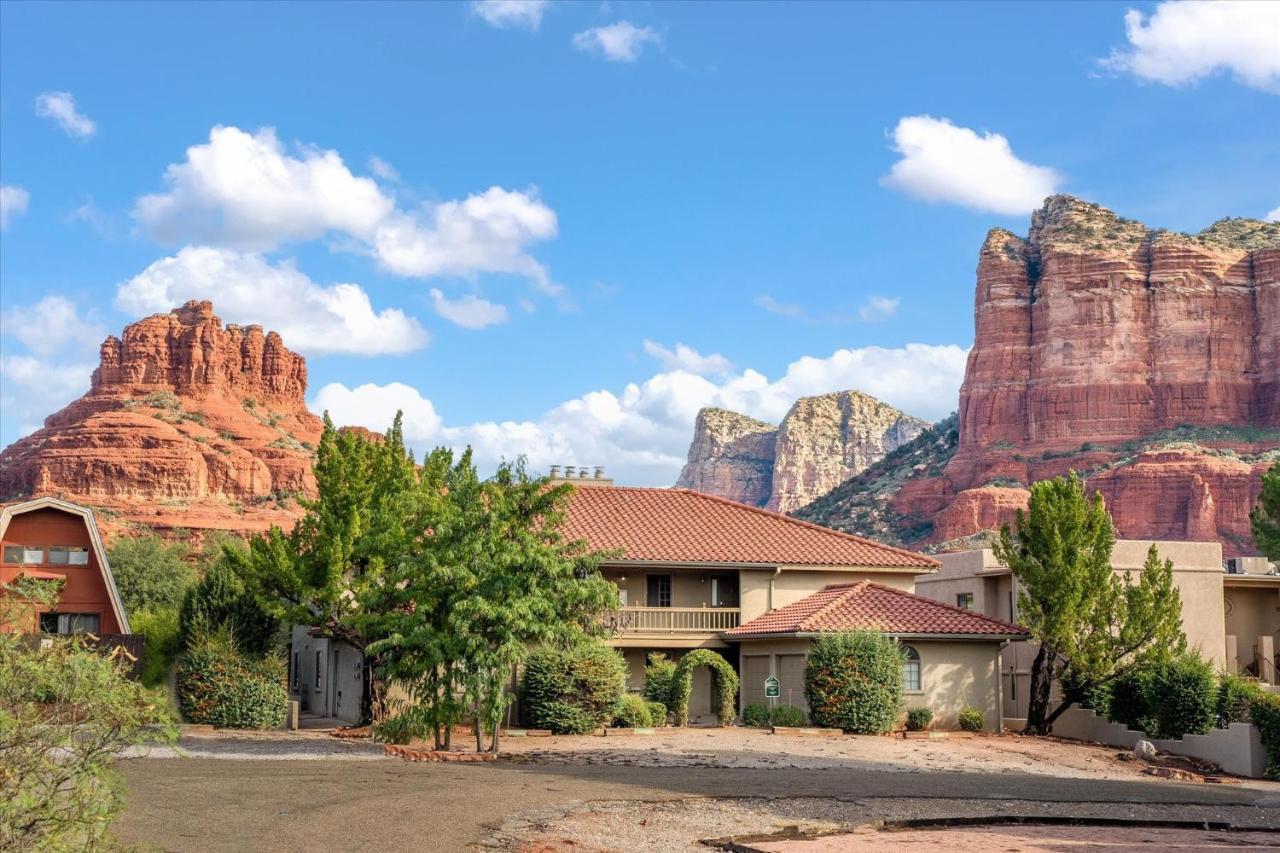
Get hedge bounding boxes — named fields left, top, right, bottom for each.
left=670, top=649, right=739, bottom=726
left=1216, top=673, right=1263, bottom=727
left=645, top=701, right=669, bottom=727
left=522, top=643, right=625, bottom=734
left=805, top=631, right=904, bottom=734
left=175, top=634, right=287, bottom=729
left=612, top=694, right=652, bottom=728
left=1144, top=655, right=1216, bottom=740
left=1250, top=692, right=1280, bottom=780
left=643, top=652, right=677, bottom=712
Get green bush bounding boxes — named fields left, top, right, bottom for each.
left=670, top=649, right=740, bottom=726
left=769, top=704, right=808, bottom=727
left=741, top=702, right=771, bottom=727
left=131, top=607, right=181, bottom=688
left=522, top=643, right=626, bottom=734
left=372, top=709, right=429, bottom=745
left=1216, top=673, right=1263, bottom=727
left=906, top=707, right=933, bottom=732
left=1144, top=655, right=1216, bottom=740
left=805, top=631, right=904, bottom=734
left=1105, top=669, right=1153, bottom=732
left=643, top=652, right=677, bottom=711
left=645, top=700, right=669, bottom=727
left=1248, top=692, right=1280, bottom=780
left=175, top=632, right=286, bottom=729
left=612, top=693, right=652, bottom=728
left=957, top=707, right=985, bottom=732
left=108, top=535, right=196, bottom=614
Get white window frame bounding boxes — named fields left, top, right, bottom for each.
left=902, top=644, right=922, bottom=693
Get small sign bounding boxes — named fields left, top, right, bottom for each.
left=764, top=675, right=780, bottom=698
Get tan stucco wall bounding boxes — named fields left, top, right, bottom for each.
left=734, top=636, right=1003, bottom=731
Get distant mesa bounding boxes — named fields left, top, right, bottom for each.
left=0, top=300, right=325, bottom=539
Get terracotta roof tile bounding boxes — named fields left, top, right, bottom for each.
left=561, top=486, right=938, bottom=569
left=727, top=581, right=1028, bottom=637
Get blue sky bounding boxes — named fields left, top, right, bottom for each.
left=1, top=1, right=1277, bottom=485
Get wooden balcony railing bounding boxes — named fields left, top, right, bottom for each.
left=603, top=606, right=740, bottom=634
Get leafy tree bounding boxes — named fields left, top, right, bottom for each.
left=994, top=473, right=1185, bottom=734
left=108, top=534, right=196, bottom=614
left=522, top=643, right=626, bottom=735
left=804, top=631, right=904, bottom=734
left=1, top=577, right=176, bottom=850
left=179, top=547, right=279, bottom=657
left=1251, top=462, right=1280, bottom=560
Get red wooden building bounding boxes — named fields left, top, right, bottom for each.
left=0, top=497, right=131, bottom=635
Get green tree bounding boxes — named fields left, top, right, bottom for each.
left=1251, top=462, right=1280, bottom=560
left=994, top=473, right=1185, bottom=734
left=1, top=577, right=176, bottom=850
left=179, top=546, right=279, bottom=657
left=108, top=534, right=196, bottom=614
left=804, top=631, right=904, bottom=734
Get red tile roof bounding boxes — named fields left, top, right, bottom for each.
left=560, top=486, right=938, bottom=569
left=726, top=581, right=1027, bottom=638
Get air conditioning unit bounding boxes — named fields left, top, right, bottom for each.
left=1225, top=557, right=1275, bottom=575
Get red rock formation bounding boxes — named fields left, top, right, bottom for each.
left=0, top=301, right=323, bottom=537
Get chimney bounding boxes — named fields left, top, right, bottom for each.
left=564, top=465, right=576, bottom=479
left=549, top=465, right=561, bottom=479
left=594, top=466, right=605, bottom=479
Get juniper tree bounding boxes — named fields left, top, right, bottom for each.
left=1252, top=462, right=1280, bottom=560
left=994, top=473, right=1185, bottom=734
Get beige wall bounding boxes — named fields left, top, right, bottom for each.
left=1224, top=583, right=1280, bottom=676
left=735, top=636, right=1003, bottom=731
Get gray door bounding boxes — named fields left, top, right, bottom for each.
left=742, top=656, right=769, bottom=709
left=777, top=654, right=807, bottom=712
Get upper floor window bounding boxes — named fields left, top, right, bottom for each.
left=48, top=546, right=90, bottom=566
left=4, top=545, right=46, bottom=564
left=39, top=612, right=101, bottom=634
left=646, top=574, right=672, bottom=608
left=956, top=592, right=974, bottom=610
left=901, top=644, right=922, bottom=692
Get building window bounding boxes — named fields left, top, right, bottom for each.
left=23, top=546, right=45, bottom=564
left=956, top=592, right=974, bottom=610
left=646, top=574, right=672, bottom=608
left=48, top=546, right=90, bottom=566
left=39, top=612, right=101, bottom=634
left=901, top=645, right=921, bottom=692
left=2, top=545, right=23, bottom=564
left=710, top=574, right=739, bottom=608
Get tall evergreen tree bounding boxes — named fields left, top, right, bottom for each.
left=1251, top=463, right=1280, bottom=560
left=994, top=473, right=1185, bottom=734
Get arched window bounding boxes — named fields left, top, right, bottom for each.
left=902, top=645, right=921, bottom=691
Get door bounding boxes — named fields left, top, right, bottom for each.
left=646, top=574, right=672, bottom=607
left=742, top=655, right=769, bottom=709
left=710, top=574, right=739, bottom=608
left=777, top=654, right=807, bottom=712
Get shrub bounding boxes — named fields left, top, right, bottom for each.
left=805, top=631, right=904, bottom=734
left=1105, top=669, right=1152, bottom=732
left=1248, top=692, right=1280, bottom=780
left=741, top=702, right=771, bottom=727
left=906, top=707, right=933, bottom=732
left=1144, top=655, right=1216, bottom=740
left=957, top=707, right=985, bottom=732
left=178, top=551, right=278, bottom=657
left=770, top=704, right=808, bottom=727
left=645, top=701, right=669, bottom=727
left=131, top=607, right=181, bottom=688
left=108, top=535, right=196, bottom=614
left=670, top=649, right=740, bottom=726
left=522, top=643, right=626, bottom=734
left=175, top=632, right=287, bottom=729
left=612, top=694, right=652, bottom=728
left=372, top=712, right=428, bottom=745
left=1216, top=673, right=1263, bottom=727
left=643, top=652, right=677, bottom=711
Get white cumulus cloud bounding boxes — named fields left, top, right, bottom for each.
left=857, top=295, right=900, bottom=323
left=1, top=295, right=107, bottom=359
left=34, top=91, right=97, bottom=139
left=133, top=126, right=559, bottom=292
left=1102, top=1, right=1280, bottom=93
left=881, top=115, right=1062, bottom=215
left=572, top=22, right=660, bottom=62
left=310, top=342, right=968, bottom=487
left=642, top=340, right=732, bottom=377
left=116, top=247, right=430, bottom=356
left=472, top=0, right=549, bottom=30
left=430, top=288, right=510, bottom=329
left=0, top=185, right=30, bottom=230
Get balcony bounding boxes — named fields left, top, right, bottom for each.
left=604, top=606, right=741, bottom=636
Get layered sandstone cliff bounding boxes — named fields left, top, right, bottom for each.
left=798, top=197, right=1279, bottom=556
left=675, top=391, right=928, bottom=513
left=0, top=301, right=323, bottom=537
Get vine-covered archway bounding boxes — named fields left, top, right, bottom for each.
left=671, top=649, right=740, bottom=726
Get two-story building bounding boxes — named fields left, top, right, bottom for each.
left=0, top=496, right=131, bottom=636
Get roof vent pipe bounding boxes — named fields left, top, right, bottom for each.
left=564, top=465, right=576, bottom=478
left=594, top=466, right=605, bottom=479
left=549, top=465, right=561, bottom=479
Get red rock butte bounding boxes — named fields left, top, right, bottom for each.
left=0, top=300, right=324, bottom=539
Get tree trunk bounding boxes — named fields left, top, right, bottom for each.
left=1021, top=644, right=1056, bottom=735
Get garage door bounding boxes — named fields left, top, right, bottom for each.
left=777, top=654, right=807, bottom=711
left=742, top=655, right=770, bottom=707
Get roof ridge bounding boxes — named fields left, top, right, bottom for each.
left=796, top=580, right=870, bottom=631
left=864, top=581, right=1026, bottom=633
left=670, top=488, right=939, bottom=568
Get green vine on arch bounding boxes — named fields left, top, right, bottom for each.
left=671, top=649, right=740, bottom=726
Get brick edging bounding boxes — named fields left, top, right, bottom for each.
left=382, top=744, right=499, bottom=762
